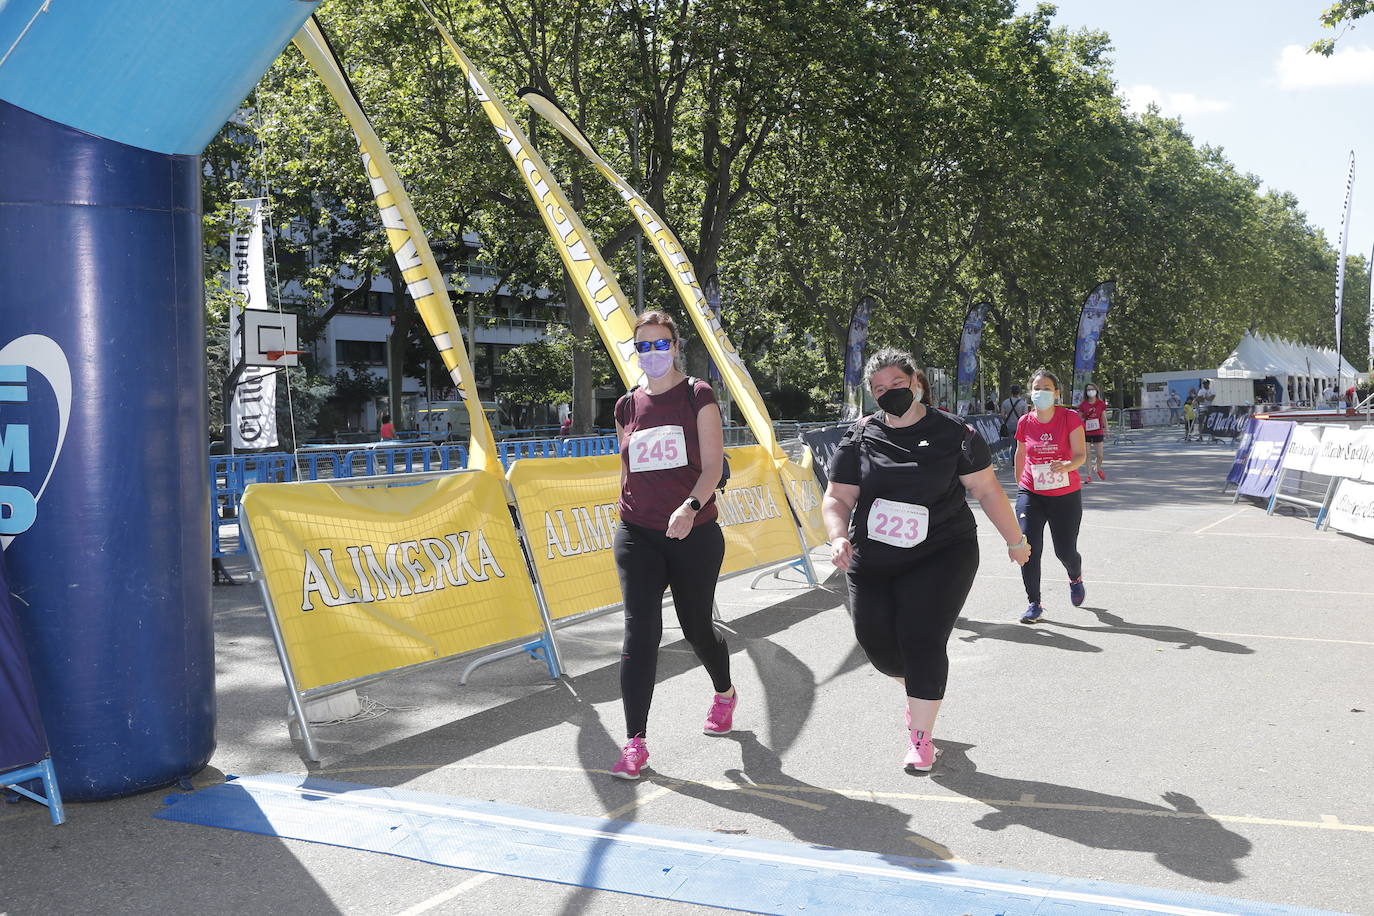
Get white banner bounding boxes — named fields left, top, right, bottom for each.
left=1357, top=428, right=1374, bottom=483
left=229, top=198, right=278, bottom=449
left=1327, top=478, right=1374, bottom=539
left=1310, top=426, right=1367, bottom=479
left=1281, top=424, right=1324, bottom=472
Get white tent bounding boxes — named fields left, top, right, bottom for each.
left=1216, top=332, right=1360, bottom=406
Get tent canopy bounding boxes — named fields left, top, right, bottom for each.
left=1216, top=332, right=1358, bottom=384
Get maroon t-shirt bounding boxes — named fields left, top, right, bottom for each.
left=616, top=378, right=720, bottom=530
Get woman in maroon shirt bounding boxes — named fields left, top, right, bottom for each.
left=608, top=311, right=733, bottom=780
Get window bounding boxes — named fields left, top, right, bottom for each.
left=333, top=286, right=395, bottom=316
left=336, top=339, right=386, bottom=366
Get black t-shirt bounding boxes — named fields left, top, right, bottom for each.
left=827, top=408, right=992, bottom=571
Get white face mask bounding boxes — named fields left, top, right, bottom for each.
left=1030, top=389, right=1055, bottom=410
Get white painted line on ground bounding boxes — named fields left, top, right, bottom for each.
left=232, top=776, right=1246, bottom=916
left=1195, top=631, right=1374, bottom=648
left=907, top=834, right=967, bottom=863
left=1194, top=509, right=1246, bottom=534
left=730, top=785, right=828, bottom=811
left=602, top=785, right=674, bottom=820
left=981, top=574, right=1374, bottom=598
left=394, top=873, right=496, bottom=916
left=315, top=765, right=1374, bottom=834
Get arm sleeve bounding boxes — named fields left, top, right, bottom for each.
left=691, top=378, right=719, bottom=413
left=959, top=424, right=993, bottom=474
left=827, top=427, right=863, bottom=485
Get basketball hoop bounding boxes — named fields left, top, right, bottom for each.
left=266, top=349, right=305, bottom=362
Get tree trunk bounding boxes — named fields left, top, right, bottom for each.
left=387, top=262, right=413, bottom=429
left=565, top=270, right=595, bottom=435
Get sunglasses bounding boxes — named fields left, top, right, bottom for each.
left=634, top=338, right=673, bottom=353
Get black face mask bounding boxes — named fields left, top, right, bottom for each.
left=877, top=387, right=915, bottom=416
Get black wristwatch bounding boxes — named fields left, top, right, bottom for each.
left=686, top=496, right=702, bottom=511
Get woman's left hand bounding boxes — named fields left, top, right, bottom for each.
left=666, top=503, right=696, bottom=539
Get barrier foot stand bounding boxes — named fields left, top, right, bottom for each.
left=459, top=637, right=558, bottom=686
left=2, top=759, right=65, bottom=825
left=750, top=555, right=816, bottom=590
left=212, top=557, right=241, bottom=586
left=1314, top=476, right=1340, bottom=530
left=287, top=691, right=324, bottom=764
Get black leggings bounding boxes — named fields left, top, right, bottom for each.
left=1016, top=489, right=1083, bottom=603
left=845, top=536, right=979, bottom=700
left=614, top=520, right=729, bottom=738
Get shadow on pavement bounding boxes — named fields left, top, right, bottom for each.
left=934, top=743, right=1251, bottom=883
left=657, top=730, right=959, bottom=868
left=1045, top=608, right=1254, bottom=654
left=954, top=617, right=1103, bottom=653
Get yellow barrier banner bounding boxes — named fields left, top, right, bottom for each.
left=510, top=448, right=807, bottom=619
left=418, top=3, right=644, bottom=390
left=242, top=472, right=541, bottom=691
left=778, top=456, right=828, bottom=549
left=507, top=455, right=624, bottom=621
left=717, top=447, right=808, bottom=576
left=294, top=17, right=499, bottom=473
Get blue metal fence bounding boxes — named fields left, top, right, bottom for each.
left=211, top=437, right=618, bottom=558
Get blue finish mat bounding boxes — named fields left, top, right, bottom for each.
left=155, top=774, right=1342, bottom=916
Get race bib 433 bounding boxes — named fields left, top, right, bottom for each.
left=1031, top=463, right=1070, bottom=491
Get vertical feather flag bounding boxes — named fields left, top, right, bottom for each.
left=417, top=3, right=643, bottom=391
left=518, top=88, right=786, bottom=458
left=1334, top=152, right=1355, bottom=387
left=294, top=17, right=499, bottom=473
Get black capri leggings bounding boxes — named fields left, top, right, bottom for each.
left=1015, top=488, right=1083, bottom=603
left=614, top=520, right=729, bottom=738
left=845, top=536, right=980, bottom=700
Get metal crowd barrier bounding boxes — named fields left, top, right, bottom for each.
left=213, top=425, right=828, bottom=561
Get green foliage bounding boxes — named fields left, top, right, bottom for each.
left=202, top=0, right=1370, bottom=433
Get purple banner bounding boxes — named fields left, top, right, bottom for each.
left=1226, top=418, right=1259, bottom=485
left=957, top=302, right=989, bottom=388
left=843, top=295, right=872, bottom=388
left=842, top=295, right=873, bottom=419
left=1073, top=281, right=1114, bottom=375
left=1236, top=420, right=1294, bottom=499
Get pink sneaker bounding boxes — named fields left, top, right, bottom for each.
left=610, top=736, right=648, bottom=780
left=1096, top=469, right=1106, bottom=480
left=704, top=690, right=738, bottom=735
left=904, top=729, right=935, bottom=772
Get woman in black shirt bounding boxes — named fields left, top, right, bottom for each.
left=822, top=348, right=1030, bottom=772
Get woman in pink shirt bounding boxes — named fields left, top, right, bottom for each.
left=1013, top=369, right=1087, bottom=623
left=1076, top=384, right=1109, bottom=481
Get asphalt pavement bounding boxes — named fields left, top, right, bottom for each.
left=3, top=427, right=1370, bottom=915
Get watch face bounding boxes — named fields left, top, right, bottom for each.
left=689, top=497, right=702, bottom=511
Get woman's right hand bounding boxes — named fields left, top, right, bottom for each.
left=829, top=536, right=854, bottom=571
left=1008, top=540, right=1031, bottom=567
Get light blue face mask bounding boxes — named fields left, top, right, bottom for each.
left=1030, top=389, right=1055, bottom=410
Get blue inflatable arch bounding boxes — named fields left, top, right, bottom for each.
left=0, top=0, right=322, bottom=800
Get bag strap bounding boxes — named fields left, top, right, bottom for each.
left=615, top=385, right=641, bottom=428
